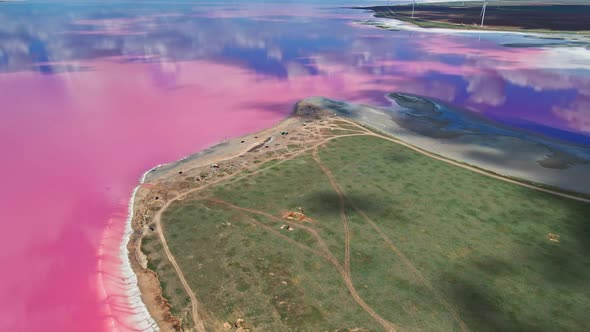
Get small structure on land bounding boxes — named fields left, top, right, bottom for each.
left=280, top=224, right=293, bottom=231
left=224, top=318, right=246, bottom=330
left=282, top=210, right=312, bottom=222
left=211, top=163, right=220, bottom=168
left=547, top=233, right=560, bottom=243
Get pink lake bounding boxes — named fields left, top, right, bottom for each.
left=1, top=1, right=589, bottom=331
left=0, top=56, right=384, bottom=331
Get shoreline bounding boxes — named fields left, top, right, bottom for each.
left=126, top=114, right=300, bottom=331
left=354, top=16, right=590, bottom=46
left=355, top=3, right=590, bottom=35
left=121, top=184, right=159, bottom=331
left=351, top=16, right=590, bottom=48
left=98, top=171, right=161, bottom=332
left=356, top=17, right=542, bottom=36
left=306, top=96, right=590, bottom=196
left=125, top=97, right=590, bottom=330
left=125, top=170, right=160, bottom=331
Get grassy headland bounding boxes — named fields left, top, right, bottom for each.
left=135, top=102, right=590, bottom=331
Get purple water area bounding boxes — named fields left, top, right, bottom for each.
left=0, top=1, right=588, bottom=331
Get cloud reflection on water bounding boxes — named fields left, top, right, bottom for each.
left=0, top=2, right=589, bottom=331
left=2, top=2, right=588, bottom=137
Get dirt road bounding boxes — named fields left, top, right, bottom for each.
left=146, top=116, right=589, bottom=331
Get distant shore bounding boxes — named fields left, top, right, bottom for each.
left=356, top=1, right=590, bottom=34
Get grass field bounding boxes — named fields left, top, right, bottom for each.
left=147, top=123, right=590, bottom=331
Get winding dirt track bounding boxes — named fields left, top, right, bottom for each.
left=149, top=117, right=590, bottom=332
left=337, top=118, right=590, bottom=204
left=208, top=201, right=329, bottom=260
left=153, top=200, right=207, bottom=332
left=206, top=198, right=398, bottom=332
left=312, top=147, right=352, bottom=276
left=312, top=137, right=469, bottom=331
left=149, top=131, right=368, bottom=330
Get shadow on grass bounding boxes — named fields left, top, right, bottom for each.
left=445, top=276, right=547, bottom=332
left=572, top=203, right=590, bottom=255
left=442, top=188, right=590, bottom=331
left=303, top=190, right=387, bottom=219
left=383, top=151, right=414, bottom=164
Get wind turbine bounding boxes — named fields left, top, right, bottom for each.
left=480, top=0, right=488, bottom=27
left=385, top=0, right=396, bottom=17
left=412, top=0, right=416, bottom=19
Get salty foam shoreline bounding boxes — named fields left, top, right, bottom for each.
left=119, top=170, right=160, bottom=331
left=98, top=166, right=162, bottom=332
left=124, top=115, right=301, bottom=330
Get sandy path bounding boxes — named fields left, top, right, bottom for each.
left=352, top=205, right=469, bottom=331
left=317, top=120, right=469, bottom=330
left=206, top=198, right=398, bottom=332
left=337, top=118, right=590, bottom=204
left=206, top=201, right=329, bottom=260
left=148, top=130, right=369, bottom=330
left=146, top=115, right=589, bottom=332
left=312, top=147, right=352, bottom=276
left=153, top=200, right=207, bottom=332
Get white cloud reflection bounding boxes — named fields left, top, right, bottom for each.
left=1, top=2, right=589, bottom=135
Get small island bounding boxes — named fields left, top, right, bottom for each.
left=358, top=1, right=590, bottom=33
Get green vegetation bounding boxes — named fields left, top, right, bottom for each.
left=156, top=134, right=590, bottom=331
left=141, top=232, right=191, bottom=319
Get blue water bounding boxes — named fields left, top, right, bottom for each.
left=1, top=1, right=590, bottom=331
left=0, top=1, right=588, bottom=144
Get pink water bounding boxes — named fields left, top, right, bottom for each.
left=1, top=1, right=589, bottom=331
left=0, top=55, right=415, bottom=331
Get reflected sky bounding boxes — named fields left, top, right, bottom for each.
left=1, top=1, right=588, bottom=140
left=0, top=1, right=589, bottom=331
